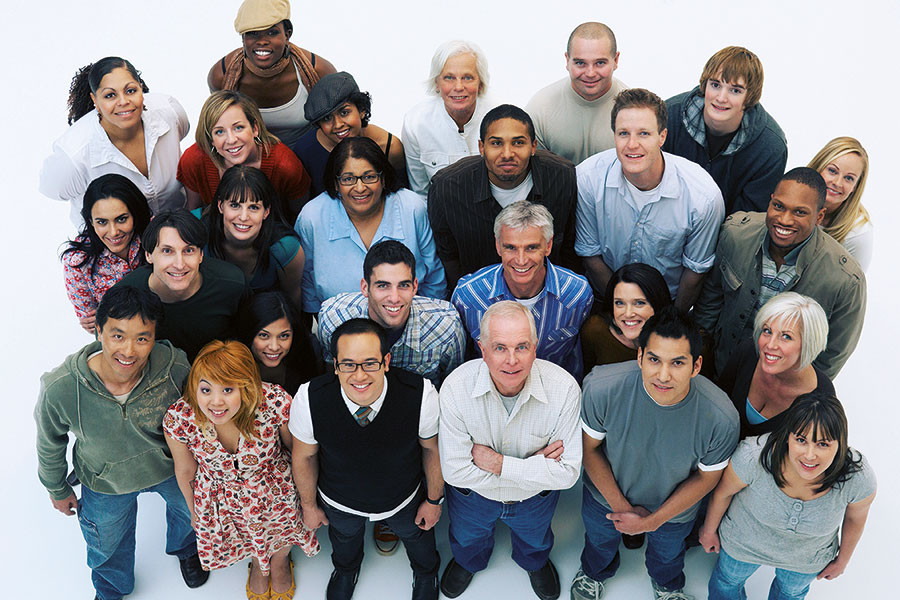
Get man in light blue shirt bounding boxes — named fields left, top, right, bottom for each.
left=452, top=201, right=592, bottom=379
left=575, top=88, right=725, bottom=311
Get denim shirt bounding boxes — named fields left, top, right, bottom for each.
left=295, top=188, right=447, bottom=312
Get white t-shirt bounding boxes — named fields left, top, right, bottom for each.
left=490, top=171, right=534, bottom=208
left=623, top=177, right=662, bottom=212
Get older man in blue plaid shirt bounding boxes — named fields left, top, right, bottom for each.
left=452, top=201, right=593, bottom=380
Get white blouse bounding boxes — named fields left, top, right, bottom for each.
left=842, top=218, right=874, bottom=272
left=40, top=93, right=190, bottom=227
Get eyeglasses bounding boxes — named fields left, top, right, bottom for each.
left=337, top=172, right=382, bottom=187
left=335, top=359, right=385, bottom=373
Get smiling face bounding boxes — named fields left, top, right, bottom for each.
left=757, top=316, right=803, bottom=375
left=638, top=333, right=701, bottom=406
left=703, top=72, right=748, bottom=135
left=218, top=195, right=269, bottom=244
left=146, top=227, right=203, bottom=301
left=362, top=262, right=418, bottom=330
left=241, top=23, right=289, bottom=69
left=612, top=282, right=655, bottom=342
left=97, top=315, right=155, bottom=384
left=479, top=117, right=536, bottom=189
left=478, top=312, right=537, bottom=397
left=318, top=102, right=364, bottom=147
left=91, top=197, right=135, bottom=260
left=251, top=317, right=293, bottom=368
left=819, top=153, right=865, bottom=215
left=437, top=53, right=480, bottom=123
left=786, top=426, right=839, bottom=484
left=195, top=378, right=244, bottom=426
left=337, top=157, right=385, bottom=220
left=211, top=105, right=260, bottom=168
left=496, top=225, right=551, bottom=299
left=614, top=107, right=666, bottom=189
left=334, top=332, right=389, bottom=407
left=565, top=35, right=619, bottom=101
left=90, top=67, right=144, bottom=132
left=766, top=180, right=825, bottom=254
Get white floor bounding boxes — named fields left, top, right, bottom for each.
left=4, top=0, right=898, bottom=597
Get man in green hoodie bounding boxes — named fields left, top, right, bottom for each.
left=35, top=286, right=208, bottom=600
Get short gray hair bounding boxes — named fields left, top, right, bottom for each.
left=753, top=292, right=829, bottom=370
left=479, top=301, right=538, bottom=346
left=493, top=201, right=554, bottom=244
left=425, top=40, right=490, bottom=96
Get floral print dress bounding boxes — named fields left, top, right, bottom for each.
left=164, top=383, right=319, bottom=572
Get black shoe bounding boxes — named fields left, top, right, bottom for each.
left=326, top=569, right=360, bottom=600
left=527, top=560, right=560, bottom=600
left=179, top=553, right=209, bottom=588
left=412, top=574, right=439, bottom=600
left=440, top=559, right=474, bottom=598
left=622, top=533, right=645, bottom=549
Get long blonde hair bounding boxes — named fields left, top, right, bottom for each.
left=196, top=90, right=280, bottom=169
left=184, top=340, right=263, bottom=439
left=807, top=136, right=870, bottom=244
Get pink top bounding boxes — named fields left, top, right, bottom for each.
left=63, top=237, right=143, bottom=319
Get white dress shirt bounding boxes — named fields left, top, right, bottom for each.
left=40, top=93, right=190, bottom=227
left=438, top=358, right=582, bottom=502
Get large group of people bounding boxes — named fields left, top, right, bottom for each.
left=36, top=3, right=875, bottom=600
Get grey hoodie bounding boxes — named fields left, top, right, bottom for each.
left=35, top=340, right=190, bottom=500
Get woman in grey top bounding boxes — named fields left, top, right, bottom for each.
left=700, top=391, right=875, bottom=600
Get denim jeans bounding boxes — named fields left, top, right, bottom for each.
left=78, top=476, right=197, bottom=600
left=580, top=485, right=694, bottom=591
left=708, top=548, right=818, bottom=600
left=445, top=485, right=560, bottom=573
left=320, top=487, right=440, bottom=578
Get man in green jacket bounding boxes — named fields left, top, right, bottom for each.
left=694, top=167, right=866, bottom=379
left=35, top=286, right=208, bottom=600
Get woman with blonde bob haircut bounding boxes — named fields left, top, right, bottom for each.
left=177, top=90, right=311, bottom=221
left=807, top=136, right=872, bottom=271
left=717, top=292, right=834, bottom=439
left=165, top=340, right=319, bottom=599
left=402, top=40, right=495, bottom=194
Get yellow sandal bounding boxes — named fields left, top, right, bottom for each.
left=246, top=561, right=271, bottom=600
left=269, top=554, right=295, bottom=600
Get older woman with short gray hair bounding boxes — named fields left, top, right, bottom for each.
left=717, top=292, right=835, bottom=439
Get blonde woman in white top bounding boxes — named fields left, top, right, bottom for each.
left=807, top=136, right=873, bottom=271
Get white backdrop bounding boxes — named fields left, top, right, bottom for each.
left=3, top=0, right=897, bottom=597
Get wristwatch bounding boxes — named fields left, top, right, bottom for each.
left=426, top=495, right=444, bottom=506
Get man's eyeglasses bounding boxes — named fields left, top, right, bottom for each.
left=337, top=172, right=382, bottom=187
left=335, top=359, right=385, bottom=373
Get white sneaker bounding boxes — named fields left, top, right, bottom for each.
left=651, top=579, right=693, bottom=600
left=570, top=569, right=605, bottom=600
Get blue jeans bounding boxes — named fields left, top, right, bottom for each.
left=708, top=548, right=818, bottom=600
left=445, top=485, right=559, bottom=573
left=78, top=476, right=197, bottom=600
left=580, top=485, right=694, bottom=591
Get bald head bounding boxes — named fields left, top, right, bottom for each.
left=567, top=22, right=617, bottom=55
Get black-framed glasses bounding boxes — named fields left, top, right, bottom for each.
left=335, top=359, right=385, bottom=373
left=337, top=172, right=382, bottom=187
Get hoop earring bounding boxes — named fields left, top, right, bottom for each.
left=254, top=136, right=263, bottom=146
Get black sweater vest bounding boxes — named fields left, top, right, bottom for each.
left=309, top=368, right=424, bottom=513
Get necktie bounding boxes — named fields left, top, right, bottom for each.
left=354, top=405, right=373, bottom=427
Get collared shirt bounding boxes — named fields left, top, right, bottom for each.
left=428, top=149, right=579, bottom=281
left=63, top=237, right=143, bottom=319
left=438, top=358, right=582, bottom=502
left=451, top=261, right=592, bottom=379
left=295, top=188, right=447, bottom=312
left=758, top=233, right=812, bottom=307
left=317, top=292, right=466, bottom=386
left=401, top=94, right=495, bottom=195
left=40, top=93, right=190, bottom=227
left=575, top=149, right=725, bottom=297
left=289, top=378, right=440, bottom=520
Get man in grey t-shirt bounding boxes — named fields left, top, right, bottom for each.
left=571, top=306, right=738, bottom=600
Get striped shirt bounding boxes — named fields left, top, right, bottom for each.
left=317, top=292, right=466, bottom=387
left=758, top=233, right=811, bottom=307
left=451, top=260, right=592, bottom=379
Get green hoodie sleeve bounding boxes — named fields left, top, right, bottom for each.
left=34, top=377, right=74, bottom=501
